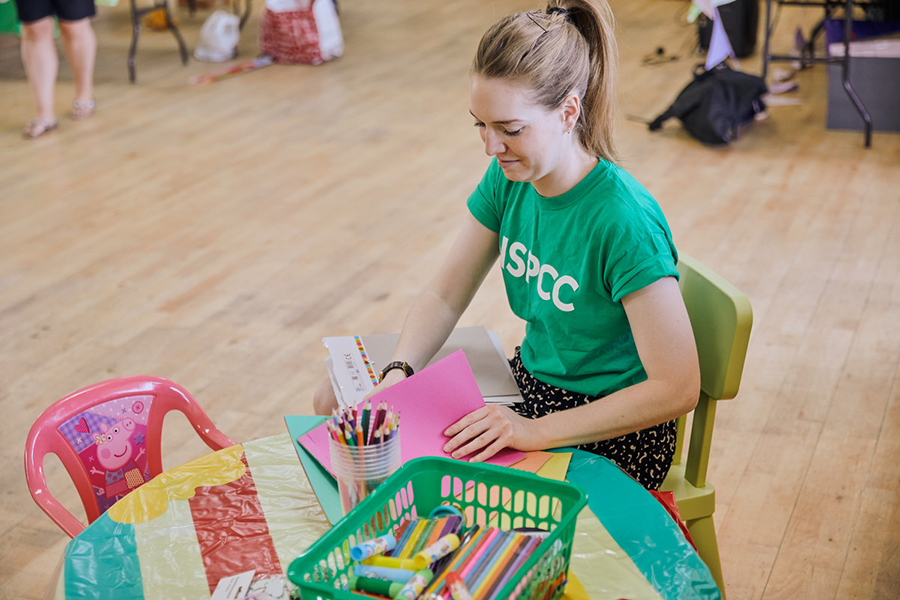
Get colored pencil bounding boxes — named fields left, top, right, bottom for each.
left=472, top=534, right=524, bottom=598
left=425, top=527, right=489, bottom=597
left=410, top=519, right=438, bottom=556
left=485, top=536, right=542, bottom=600
left=382, top=408, right=393, bottom=437
left=423, top=517, right=449, bottom=549
left=398, top=520, right=428, bottom=559
left=362, top=399, right=371, bottom=442
left=391, top=518, right=420, bottom=558
left=459, top=530, right=506, bottom=591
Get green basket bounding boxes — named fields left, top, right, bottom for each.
left=287, top=456, right=587, bottom=600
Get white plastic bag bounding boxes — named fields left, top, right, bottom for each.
left=194, top=10, right=241, bottom=62
left=312, top=0, right=342, bottom=61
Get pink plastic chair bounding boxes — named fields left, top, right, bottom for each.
left=24, top=376, right=235, bottom=537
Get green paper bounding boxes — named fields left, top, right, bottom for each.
left=285, top=415, right=342, bottom=525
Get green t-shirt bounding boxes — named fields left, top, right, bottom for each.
left=467, top=159, right=679, bottom=398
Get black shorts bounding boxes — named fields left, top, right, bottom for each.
left=508, top=347, right=677, bottom=490
left=14, top=0, right=95, bottom=24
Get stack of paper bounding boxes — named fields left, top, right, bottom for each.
left=323, top=326, right=523, bottom=408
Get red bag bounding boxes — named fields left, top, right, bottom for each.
left=650, top=490, right=697, bottom=551
left=258, top=0, right=343, bottom=65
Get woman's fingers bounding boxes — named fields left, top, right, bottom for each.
left=444, top=406, right=489, bottom=438
left=467, top=438, right=508, bottom=463
left=448, top=427, right=500, bottom=459
left=443, top=408, right=491, bottom=454
left=443, top=405, right=518, bottom=458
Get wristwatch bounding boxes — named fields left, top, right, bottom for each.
left=378, top=361, right=414, bottom=383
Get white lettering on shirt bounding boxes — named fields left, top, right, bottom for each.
left=526, top=253, right=540, bottom=282
left=553, top=276, right=578, bottom=312
left=506, top=241, right=527, bottom=277
left=501, top=236, right=578, bottom=312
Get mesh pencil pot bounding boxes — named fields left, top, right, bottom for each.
left=287, top=456, right=587, bottom=600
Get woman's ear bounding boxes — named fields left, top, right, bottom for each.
left=561, top=92, right=581, bottom=132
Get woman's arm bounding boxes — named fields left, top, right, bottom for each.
left=375, top=213, right=501, bottom=389
left=443, top=275, right=700, bottom=461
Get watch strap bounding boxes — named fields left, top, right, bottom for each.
left=379, top=361, right=414, bottom=383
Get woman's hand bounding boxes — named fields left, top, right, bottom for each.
left=442, top=405, right=541, bottom=463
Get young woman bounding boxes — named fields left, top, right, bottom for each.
left=314, top=0, right=699, bottom=490
left=16, top=0, right=97, bottom=138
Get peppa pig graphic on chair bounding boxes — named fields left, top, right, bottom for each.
left=58, top=396, right=153, bottom=513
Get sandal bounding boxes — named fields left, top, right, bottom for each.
left=23, top=119, right=59, bottom=139
left=72, top=99, right=95, bottom=121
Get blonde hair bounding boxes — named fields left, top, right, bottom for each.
left=472, top=0, right=619, bottom=162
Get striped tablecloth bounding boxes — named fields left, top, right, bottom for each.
left=54, top=427, right=719, bottom=599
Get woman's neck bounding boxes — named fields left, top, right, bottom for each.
left=532, top=145, right=599, bottom=198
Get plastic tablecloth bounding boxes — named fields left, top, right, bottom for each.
left=53, top=421, right=720, bottom=599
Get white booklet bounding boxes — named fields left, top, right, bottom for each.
left=323, top=326, right=523, bottom=407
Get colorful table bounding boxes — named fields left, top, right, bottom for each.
left=53, top=421, right=720, bottom=599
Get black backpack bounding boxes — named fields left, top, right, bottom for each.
left=649, top=62, right=768, bottom=145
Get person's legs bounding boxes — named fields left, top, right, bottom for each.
left=58, top=17, right=96, bottom=119
left=20, top=17, right=59, bottom=135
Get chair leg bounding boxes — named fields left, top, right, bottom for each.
left=686, top=515, right=726, bottom=599
left=128, top=1, right=141, bottom=82
left=237, top=0, right=252, bottom=31
left=165, top=11, right=189, bottom=65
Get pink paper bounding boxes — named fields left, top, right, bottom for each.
left=299, top=349, right=526, bottom=475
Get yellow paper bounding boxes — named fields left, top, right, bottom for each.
left=561, top=571, right=591, bottom=600
left=567, top=506, right=663, bottom=600
left=535, top=452, right=571, bottom=482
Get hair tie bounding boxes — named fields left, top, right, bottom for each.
left=546, top=6, right=568, bottom=19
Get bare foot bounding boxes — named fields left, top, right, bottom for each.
left=23, top=119, right=59, bottom=139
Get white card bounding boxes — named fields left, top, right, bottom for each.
left=211, top=570, right=256, bottom=600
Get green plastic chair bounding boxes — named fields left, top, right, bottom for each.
left=660, top=253, right=753, bottom=599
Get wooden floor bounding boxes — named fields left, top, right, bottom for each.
left=2, top=0, right=899, bottom=598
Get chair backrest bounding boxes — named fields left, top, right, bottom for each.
left=24, top=376, right=235, bottom=538
left=673, top=253, right=753, bottom=488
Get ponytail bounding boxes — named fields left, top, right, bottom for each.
left=471, top=0, right=619, bottom=162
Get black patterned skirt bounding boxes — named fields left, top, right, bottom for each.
left=508, top=347, right=676, bottom=490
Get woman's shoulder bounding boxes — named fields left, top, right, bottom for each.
left=585, top=161, right=664, bottom=220
left=592, top=161, right=653, bottom=199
